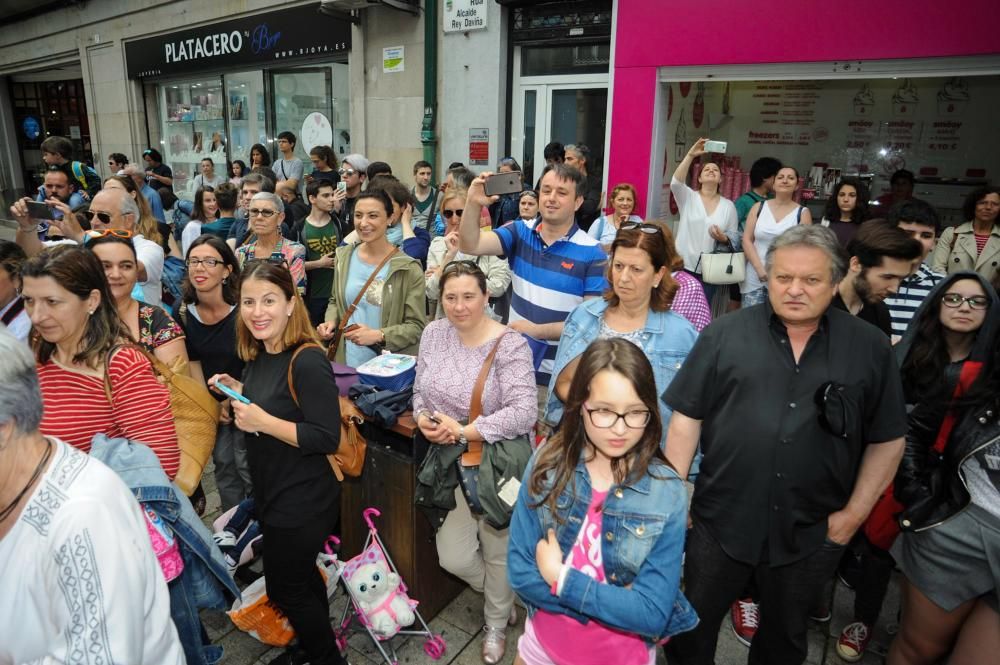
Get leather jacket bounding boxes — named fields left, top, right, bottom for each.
left=896, top=398, right=1000, bottom=532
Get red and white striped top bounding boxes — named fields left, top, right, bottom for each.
left=37, top=346, right=180, bottom=478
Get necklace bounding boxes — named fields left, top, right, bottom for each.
left=0, top=438, right=53, bottom=524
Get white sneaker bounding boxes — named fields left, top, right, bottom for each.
left=212, top=530, right=236, bottom=549
left=481, top=625, right=506, bottom=664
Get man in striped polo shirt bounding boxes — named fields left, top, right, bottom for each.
left=883, top=199, right=945, bottom=341
left=459, top=163, right=608, bottom=423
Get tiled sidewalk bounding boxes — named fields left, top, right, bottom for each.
left=198, top=467, right=898, bottom=665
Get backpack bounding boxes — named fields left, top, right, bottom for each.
left=288, top=343, right=367, bottom=481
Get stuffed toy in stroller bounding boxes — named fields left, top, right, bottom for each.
left=341, top=544, right=416, bottom=637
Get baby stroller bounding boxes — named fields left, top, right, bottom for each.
left=329, top=507, right=446, bottom=665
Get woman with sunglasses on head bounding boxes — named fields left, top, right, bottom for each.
left=208, top=260, right=347, bottom=665
left=413, top=261, right=535, bottom=663
left=672, top=138, right=738, bottom=303
left=887, top=273, right=1000, bottom=665
left=545, top=222, right=697, bottom=435
left=19, top=245, right=180, bottom=477
left=518, top=190, right=539, bottom=223
left=317, top=189, right=426, bottom=366
left=177, top=236, right=251, bottom=511
left=588, top=183, right=644, bottom=251
left=426, top=190, right=511, bottom=319
left=509, top=338, right=697, bottom=665
left=85, top=233, right=188, bottom=372
left=235, top=192, right=307, bottom=295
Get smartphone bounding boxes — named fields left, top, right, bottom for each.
left=427, top=414, right=442, bottom=425
left=343, top=323, right=360, bottom=334
left=704, top=140, right=728, bottom=153
left=337, top=181, right=347, bottom=193
left=214, top=380, right=250, bottom=404
left=484, top=171, right=523, bottom=197
left=25, top=201, right=55, bottom=220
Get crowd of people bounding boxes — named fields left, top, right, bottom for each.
left=1, top=130, right=999, bottom=665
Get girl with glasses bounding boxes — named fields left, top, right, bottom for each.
left=887, top=272, right=1000, bottom=665
left=426, top=191, right=511, bottom=319
left=508, top=338, right=696, bottom=665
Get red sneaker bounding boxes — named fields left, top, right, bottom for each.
left=836, top=621, right=871, bottom=662
left=730, top=598, right=759, bottom=647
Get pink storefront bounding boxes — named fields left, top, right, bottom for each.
left=606, top=1, right=1000, bottom=226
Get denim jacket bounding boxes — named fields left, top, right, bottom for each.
left=90, top=435, right=239, bottom=665
left=545, top=298, right=697, bottom=431
left=507, top=450, right=698, bottom=642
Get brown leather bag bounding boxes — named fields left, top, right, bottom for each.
left=326, top=247, right=399, bottom=360
left=460, top=332, right=509, bottom=467
left=288, top=343, right=366, bottom=481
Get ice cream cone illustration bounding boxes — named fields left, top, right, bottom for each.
left=937, top=77, right=969, bottom=115
left=892, top=79, right=919, bottom=116
left=853, top=84, right=875, bottom=116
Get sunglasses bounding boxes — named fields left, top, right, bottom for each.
left=248, top=208, right=279, bottom=218
left=338, top=168, right=356, bottom=176
left=941, top=293, right=990, bottom=310
left=85, top=210, right=121, bottom=225
left=442, top=209, right=464, bottom=219
left=814, top=382, right=848, bottom=439
left=246, top=254, right=290, bottom=269
left=619, top=221, right=661, bottom=235
left=442, top=259, right=477, bottom=274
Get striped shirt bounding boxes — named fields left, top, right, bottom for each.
left=495, top=218, right=607, bottom=385
left=884, top=263, right=945, bottom=337
left=37, top=346, right=180, bottom=478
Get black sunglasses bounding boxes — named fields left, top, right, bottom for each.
left=442, top=209, right=464, bottom=219
left=620, top=222, right=661, bottom=235
left=246, top=254, right=290, bottom=270
left=814, top=382, right=848, bottom=439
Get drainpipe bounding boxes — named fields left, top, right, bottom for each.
left=419, top=0, right=437, bottom=173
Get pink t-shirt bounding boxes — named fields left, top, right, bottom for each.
left=532, top=489, right=650, bottom=665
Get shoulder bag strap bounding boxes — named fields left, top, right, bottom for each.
left=287, top=342, right=325, bottom=406
left=796, top=205, right=804, bottom=224
left=327, top=246, right=400, bottom=360
left=1, top=297, right=24, bottom=325
left=468, top=331, right=509, bottom=424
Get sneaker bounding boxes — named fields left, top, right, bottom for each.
left=809, top=604, right=832, bottom=623
left=481, top=625, right=506, bottom=664
left=730, top=598, right=759, bottom=647
left=212, top=530, right=236, bottom=549
left=836, top=621, right=871, bottom=662
left=223, top=553, right=240, bottom=576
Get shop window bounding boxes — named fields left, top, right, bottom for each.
left=159, top=77, right=226, bottom=197
left=225, top=71, right=267, bottom=167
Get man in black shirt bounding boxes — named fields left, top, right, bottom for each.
left=663, top=225, right=907, bottom=665
left=833, top=219, right=923, bottom=338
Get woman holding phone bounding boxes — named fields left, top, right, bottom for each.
left=317, top=190, right=426, bottom=366
left=208, top=260, right=347, bottom=665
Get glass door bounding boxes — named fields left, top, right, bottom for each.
left=224, top=71, right=267, bottom=169
left=269, top=68, right=334, bottom=163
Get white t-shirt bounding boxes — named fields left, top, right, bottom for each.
left=193, top=173, right=226, bottom=190
left=182, top=220, right=204, bottom=257
left=133, top=234, right=164, bottom=307
left=0, top=298, right=31, bottom=342
left=670, top=177, right=738, bottom=273
left=0, top=438, right=184, bottom=665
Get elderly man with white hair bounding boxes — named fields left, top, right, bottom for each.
left=10, top=186, right=166, bottom=305
left=123, top=162, right=167, bottom=223
left=0, top=327, right=185, bottom=664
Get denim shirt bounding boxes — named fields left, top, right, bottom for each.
left=507, top=450, right=698, bottom=642
left=90, top=435, right=239, bottom=665
left=545, top=298, right=697, bottom=432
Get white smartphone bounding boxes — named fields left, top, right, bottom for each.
left=704, top=140, right=727, bottom=153
left=337, top=181, right=347, bottom=193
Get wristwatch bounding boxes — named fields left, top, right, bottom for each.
left=457, top=426, right=468, bottom=448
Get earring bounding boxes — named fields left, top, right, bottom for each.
left=222, top=277, right=228, bottom=284
left=653, top=282, right=660, bottom=288
left=87, top=310, right=94, bottom=315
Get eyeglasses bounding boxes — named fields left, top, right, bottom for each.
left=442, top=209, right=464, bottom=219
left=619, top=222, right=661, bottom=235
left=338, top=168, right=356, bottom=176
left=583, top=403, right=651, bottom=429
left=186, top=257, right=224, bottom=268
left=941, top=293, right=990, bottom=310
left=814, top=382, right=847, bottom=439
left=248, top=208, right=279, bottom=218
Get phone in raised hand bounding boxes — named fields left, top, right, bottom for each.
left=214, top=380, right=250, bottom=404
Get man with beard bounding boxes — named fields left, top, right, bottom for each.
left=833, top=219, right=923, bottom=336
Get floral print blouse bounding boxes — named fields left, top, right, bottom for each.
left=137, top=303, right=184, bottom=350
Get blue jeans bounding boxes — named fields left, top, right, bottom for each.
left=742, top=287, right=768, bottom=308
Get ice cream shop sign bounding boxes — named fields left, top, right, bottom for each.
left=125, top=5, right=351, bottom=78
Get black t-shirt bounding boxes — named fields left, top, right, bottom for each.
left=831, top=293, right=893, bottom=337
left=146, top=163, right=173, bottom=192
left=241, top=345, right=341, bottom=527
left=662, top=302, right=907, bottom=566
left=179, top=304, right=244, bottom=395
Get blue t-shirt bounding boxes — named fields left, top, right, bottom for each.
left=494, top=218, right=607, bottom=385
left=344, top=252, right=391, bottom=368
